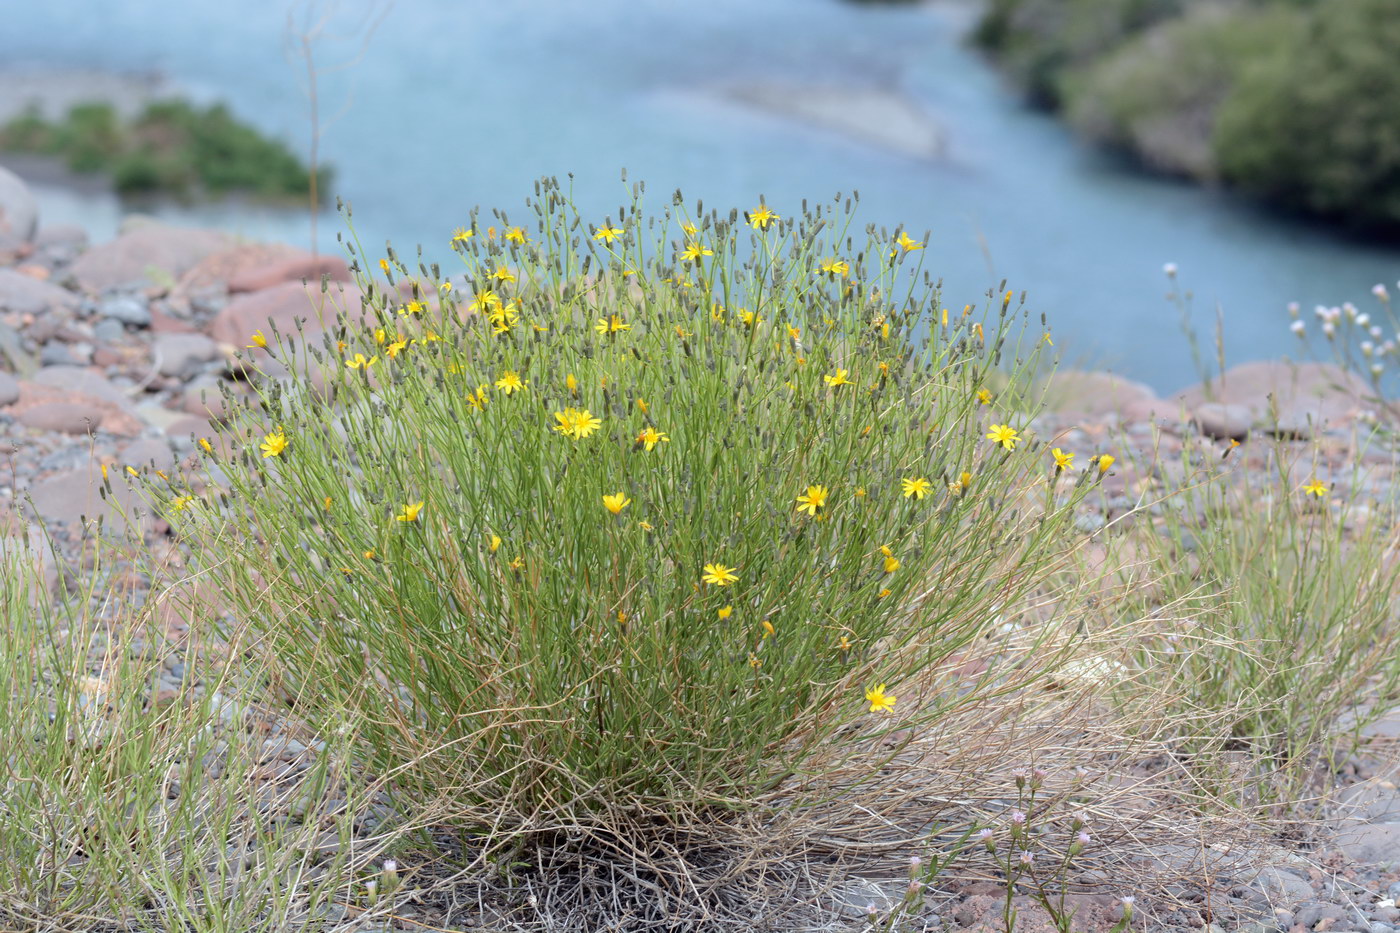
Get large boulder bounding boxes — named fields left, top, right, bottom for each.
left=68, top=222, right=234, bottom=294
left=1037, top=369, right=1159, bottom=418
left=0, top=164, right=38, bottom=249
left=1175, top=360, right=1369, bottom=436
left=208, top=279, right=367, bottom=348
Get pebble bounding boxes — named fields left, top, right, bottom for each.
left=0, top=164, right=39, bottom=248
left=92, top=318, right=125, bottom=343
left=39, top=342, right=80, bottom=366
left=16, top=401, right=105, bottom=434
left=152, top=333, right=220, bottom=379
left=99, top=294, right=153, bottom=328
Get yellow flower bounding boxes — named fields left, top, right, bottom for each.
left=883, top=555, right=900, bottom=574
left=838, top=634, right=853, bottom=651
left=552, top=407, right=602, bottom=440
left=794, top=484, right=829, bottom=517
left=1096, top=454, right=1115, bottom=474
left=674, top=324, right=693, bottom=338
left=385, top=337, right=410, bottom=359
left=824, top=369, right=853, bottom=388
left=636, top=426, right=670, bottom=452
left=363, top=549, right=376, bottom=560
left=603, top=492, right=632, bottom=514
left=761, top=620, right=775, bottom=638
left=717, top=605, right=733, bottom=620
left=985, top=423, right=1021, bottom=451
left=345, top=353, right=377, bottom=369
left=396, top=500, right=424, bottom=523
left=894, top=230, right=924, bottom=252
left=198, top=438, right=214, bottom=455
left=739, top=308, right=760, bottom=327
left=505, top=226, right=527, bottom=243
left=495, top=370, right=526, bottom=394
left=259, top=428, right=288, bottom=459
left=489, top=534, right=502, bottom=553
left=786, top=324, right=801, bottom=341
left=854, top=486, right=866, bottom=497
left=593, top=223, right=624, bottom=243
left=1052, top=448, right=1074, bottom=471
left=748, top=653, right=762, bottom=669
left=748, top=204, right=779, bottom=229
left=680, top=242, right=713, bottom=262
left=636, top=398, right=649, bottom=415
left=878, top=588, right=891, bottom=599
left=323, top=496, right=333, bottom=510
left=595, top=314, right=631, bottom=335
left=168, top=495, right=195, bottom=513
left=466, top=385, right=490, bottom=411
left=901, top=476, right=931, bottom=500
left=472, top=290, right=501, bottom=313
left=509, top=555, right=525, bottom=571
left=492, top=266, right=516, bottom=283
left=865, top=683, right=896, bottom=714
left=638, top=520, right=654, bottom=531
left=818, top=257, right=851, bottom=277
left=439, top=280, right=452, bottom=293
left=702, top=562, right=739, bottom=587
left=1302, top=478, right=1328, bottom=497
left=401, top=299, right=426, bottom=315
left=681, top=222, right=698, bottom=235
left=378, top=258, right=391, bottom=273
left=976, top=388, right=993, bottom=405
left=948, top=471, right=973, bottom=495
left=246, top=330, right=268, bottom=349
left=451, top=227, right=474, bottom=244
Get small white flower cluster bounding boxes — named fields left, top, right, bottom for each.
left=1288, top=283, right=1400, bottom=379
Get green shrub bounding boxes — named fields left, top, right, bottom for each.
left=0, top=97, right=325, bottom=202
left=1214, top=0, right=1400, bottom=232
left=1066, top=6, right=1303, bottom=179
left=180, top=184, right=1110, bottom=853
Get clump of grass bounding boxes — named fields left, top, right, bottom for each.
left=176, top=180, right=1126, bottom=891
left=0, top=99, right=329, bottom=202
left=1104, top=435, right=1400, bottom=807
left=0, top=529, right=400, bottom=933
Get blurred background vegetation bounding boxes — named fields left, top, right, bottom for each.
left=974, top=0, right=1400, bottom=234
left=0, top=99, right=328, bottom=202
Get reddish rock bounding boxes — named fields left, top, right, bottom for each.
left=148, top=305, right=199, bottom=334
left=0, top=268, right=79, bottom=316
left=175, top=242, right=307, bottom=294
left=28, top=366, right=133, bottom=409
left=68, top=223, right=233, bottom=293
left=1174, top=361, right=1368, bottom=434
left=16, top=401, right=107, bottom=434
left=208, top=279, right=368, bottom=347
left=1038, top=369, right=1158, bottom=418
left=22, top=462, right=148, bottom=535
left=227, top=253, right=351, bottom=293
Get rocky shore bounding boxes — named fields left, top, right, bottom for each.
left=6, top=158, right=1400, bottom=932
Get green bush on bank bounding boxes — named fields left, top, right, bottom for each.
left=976, top=0, right=1400, bottom=233
left=177, top=182, right=1104, bottom=853
left=0, top=99, right=329, bottom=202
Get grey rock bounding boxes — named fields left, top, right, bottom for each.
left=34, top=223, right=88, bottom=251
left=0, top=269, right=79, bottom=316
left=39, top=342, right=79, bottom=366
left=1192, top=402, right=1253, bottom=441
left=119, top=437, right=176, bottom=473
left=99, top=295, right=152, bottom=328
left=0, top=372, right=18, bottom=407
left=152, top=333, right=219, bottom=379
left=0, top=164, right=38, bottom=248
left=1332, top=823, right=1400, bottom=865
left=1074, top=512, right=1106, bottom=534
left=92, top=319, right=125, bottom=344
left=1250, top=865, right=1313, bottom=905
left=1388, top=880, right=1400, bottom=900
left=1370, top=922, right=1395, bottom=933
left=1295, top=903, right=1348, bottom=929
left=1334, top=783, right=1400, bottom=826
